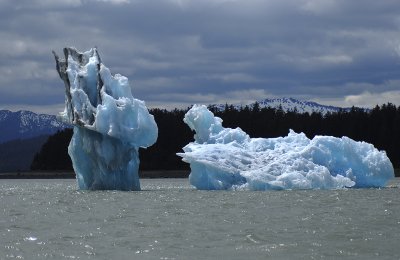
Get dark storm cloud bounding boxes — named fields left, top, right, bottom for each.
left=1, top=0, right=400, bottom=113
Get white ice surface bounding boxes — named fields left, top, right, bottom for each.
left=58, top=48, right=157, bottom=190
left=178, top=105, right=394, bottom=190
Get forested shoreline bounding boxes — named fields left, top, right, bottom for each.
left=31, top=103, right=400, bottom=172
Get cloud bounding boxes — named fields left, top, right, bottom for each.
left=344, top=91, right=400, bottom=107
left=1, top=0, right=400, bottom=114
left=11, top=0, right=83, bottom=9
left=301, top=0, right=337, bottom=14
left=311, top=90, right=400, bottom=108
left=205, top=73, right=260, bottom=83
left=0, top=103, right=65, bottom=115
left=148, top=88, right=272, bottom=110
left=93, top=0, right=130, bottom=4
left=311, top=80, right=400, bottom=107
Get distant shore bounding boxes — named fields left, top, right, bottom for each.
left=0, top=170, right=190, bottom=179
left=0, top=169, right=398, bottom=179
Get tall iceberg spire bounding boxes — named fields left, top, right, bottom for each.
left=53, top=47, right=158, bottom=190
left=178, top=105, right=394, bottom=190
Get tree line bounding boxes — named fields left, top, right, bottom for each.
left=31, top=103, right=400, bottom=171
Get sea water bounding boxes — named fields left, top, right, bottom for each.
left=1, top=178, right=399, bottom=259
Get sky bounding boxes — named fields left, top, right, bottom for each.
left=1, top=0, right=400, bottom=114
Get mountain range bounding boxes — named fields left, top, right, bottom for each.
left=0, top=110, right=70, bottom=144
left=210, top=97, right=359, bottom=115
left=0, top=110, right=70, bottom=172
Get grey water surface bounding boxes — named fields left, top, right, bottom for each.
left=1, top=178, right=399, bottom=259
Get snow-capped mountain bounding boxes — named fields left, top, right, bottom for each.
left=257, top=98, right=353, bottom=114
left=210, top=97, right=359, bottom=115
left=0, top=110, right=71, bottom=143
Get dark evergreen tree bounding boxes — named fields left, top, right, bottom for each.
left=31, top=103, right=400, bottom=173
left=31, top=129, right=73, bottom=170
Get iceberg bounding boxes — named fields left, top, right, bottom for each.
left=178, top=105, right=394, bottom=190
left=53, top=47, right=157, bottom=190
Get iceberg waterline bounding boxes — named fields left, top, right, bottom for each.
left=53, top=47, right=157, bottom=190
left=178, top=105, right=395, bottom=190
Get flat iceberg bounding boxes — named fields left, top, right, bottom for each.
left=178, top=105, right=394, bottom=190
left=53, top=48, right=157, bottom=190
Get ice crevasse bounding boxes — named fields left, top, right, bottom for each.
left=53, top=48, right=157, bottom=190
left=178, top=105, right=394, bottom=190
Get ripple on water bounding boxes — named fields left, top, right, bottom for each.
left=0, top=178, right=399, bottom=259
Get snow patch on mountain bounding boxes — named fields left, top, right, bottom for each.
left=210, top=97, right=364, bottom=115
left=0, top=110, right=71, bottom=143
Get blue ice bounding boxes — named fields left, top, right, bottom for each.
left=54, top=48, right=157, bottom=190
left=178, top=105, right=394, bottom=190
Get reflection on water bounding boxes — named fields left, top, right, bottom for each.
left=0, top=178, right=399, bottom=259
